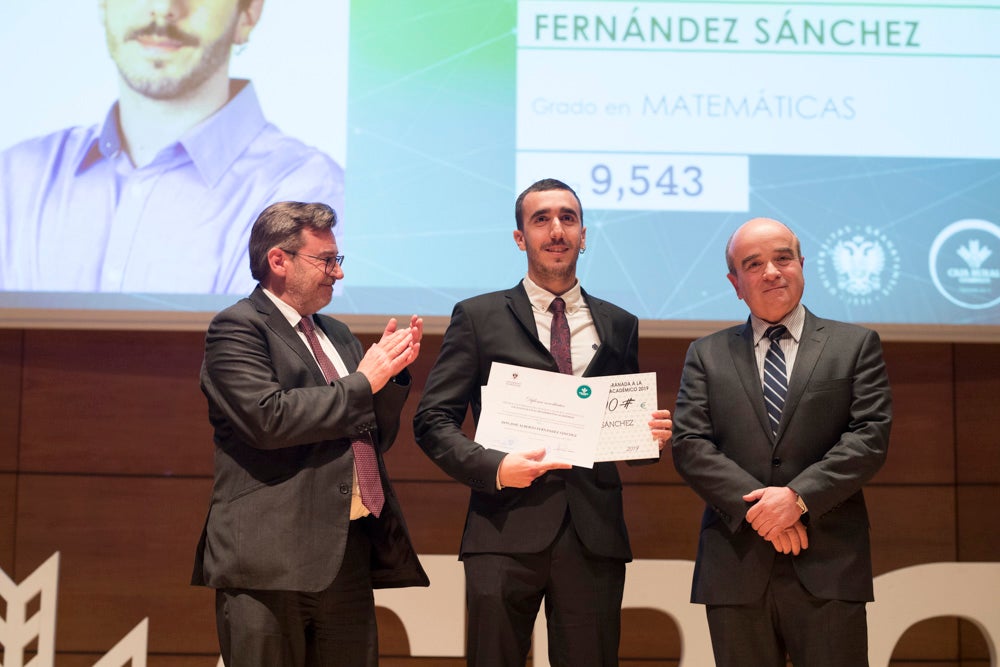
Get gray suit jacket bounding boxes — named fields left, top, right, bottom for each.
left=672, top=308, right=891, bottom=605
left=192, top=287, right=428, bottom=592
left=413, top=283, right=643, bottom=561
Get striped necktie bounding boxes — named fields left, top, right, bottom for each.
left=763, top=325, right=788, bottom=436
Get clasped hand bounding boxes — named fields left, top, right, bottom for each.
left=356, top=315, right=423, bottom=393
left=744, top=486, right=809, bottom=555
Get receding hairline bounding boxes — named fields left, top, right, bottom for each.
left=725, top=217, right=801, bottom=273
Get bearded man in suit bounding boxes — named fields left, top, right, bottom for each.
left=413, top=178, right=673, bottom=667
left=672, top=217, right=892, bottom=666
left=193, top=201, right=427, bottom=666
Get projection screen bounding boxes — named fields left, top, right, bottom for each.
left=1, top=0, right=998, bottom=340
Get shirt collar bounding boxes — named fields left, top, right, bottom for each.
left=522, top=275, right=585, bottom=314
left=81, top=79, right=267, bottom=186
left=183, top=79, right=267, bottom=186
left=74, top=103, right=126, bottom=173
left=751, top=303, right=805, bottom=345
left=96, top=104, right=124, bottom=160
left=262, top=287, right=307, bottom=329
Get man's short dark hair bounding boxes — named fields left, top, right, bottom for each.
left=249, top=201, right=337, bottom=281
left=514, top=178, right=583, bottom=231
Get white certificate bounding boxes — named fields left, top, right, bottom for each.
left=595, top=372, right=659, bottom=462
left=475, top=362, right=609, bottom=467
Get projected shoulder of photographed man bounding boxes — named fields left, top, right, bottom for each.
left=0, top=0, right=345, bottom=294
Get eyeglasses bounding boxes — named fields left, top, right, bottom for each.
left=281, top=249, right=345, bottom=273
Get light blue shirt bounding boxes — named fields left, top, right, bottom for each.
left=0, top=80, right=344, bottom=294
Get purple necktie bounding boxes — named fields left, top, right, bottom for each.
left=299, top=316, right=384, bottom=517
left=548, top=297, right=573, bottom=375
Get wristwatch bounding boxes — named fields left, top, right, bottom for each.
left=795, top=494, right=809, bottom=514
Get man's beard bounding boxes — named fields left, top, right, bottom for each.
left=530, top=247, right=578, bottom=284
left=109, top=20, right=236, bottom=100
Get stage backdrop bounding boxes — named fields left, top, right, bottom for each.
left=1, top=329, right=998, bottom=665
left=1, top=1, right=998, bottom=338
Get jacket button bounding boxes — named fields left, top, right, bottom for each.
left=771, top=457, right=781, bottom=467
left=339, top=484, right=350, bottom=494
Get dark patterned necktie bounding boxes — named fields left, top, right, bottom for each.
left=763, top=325, right=788, bottom=436
left=298, top=316, right=384, bottom=517
left=548, top=297, right=573, bottom=375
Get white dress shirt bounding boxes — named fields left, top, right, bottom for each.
left=522, top=276, right=600, bottom=376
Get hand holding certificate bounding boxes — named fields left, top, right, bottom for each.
left=475, top=362, right=659, bottom=467
left=595, top=373, right=660, bottom=462
left=477, top=363, right=608, bottom=467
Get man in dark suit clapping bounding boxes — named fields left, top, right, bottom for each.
left=192, top=201, right=428, bottom=667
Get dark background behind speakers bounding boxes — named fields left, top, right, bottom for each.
left=0, top=328, right=997, bottom=666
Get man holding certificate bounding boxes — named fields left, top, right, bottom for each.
left=413, top=178, right=672, bottom=667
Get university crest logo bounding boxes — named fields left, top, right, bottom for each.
left=816, top=226, right=900, bottom=306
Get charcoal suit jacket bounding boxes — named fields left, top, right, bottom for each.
left=413, top=282, right=643, bottom=561
left=192, top=286, right=428, bottom=592
left=672, top=308, right=891, bottom=605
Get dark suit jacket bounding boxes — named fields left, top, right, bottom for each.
left=192, top=286, right=428, bottom=592
left=672, top=308, right=891, bottom=605
left=413, top=282, right=640, bottom=561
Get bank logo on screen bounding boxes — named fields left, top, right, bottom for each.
left=929, top=220, right=1000, bottom=310
left=816, top=226, right=900, bottom=306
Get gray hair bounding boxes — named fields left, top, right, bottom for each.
left=248, top=201, right=337, bottom=281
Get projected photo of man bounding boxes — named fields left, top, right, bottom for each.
left=0, top=0, right=344, bottom=294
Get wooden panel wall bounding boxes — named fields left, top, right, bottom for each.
left=0, top=328, right=997, bottom=666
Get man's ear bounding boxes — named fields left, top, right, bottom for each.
left=234, top=0, right=265, bottom=45
left=726, top=272, right=743, bottom=300
left=513, top=229, right=526, bottom=251
left=267, top=246, right=288, bottom=276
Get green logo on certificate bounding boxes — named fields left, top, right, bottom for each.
left=577, top=385, right=592, bottom=399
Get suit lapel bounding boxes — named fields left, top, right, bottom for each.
left=315, top=317, right=361, bottom=373
left=730, top=320, right=774, bottom=441
left=250, top=288, right=328, bottom=386
left=506, top=283, right=617, bottom=377
left=505, top=283, right=553, bottom=362
left=779, top=310, right=827, bottom=439
left=505, top=283, right=620, bottom=376
left=582, top=289, right=614, bottom=377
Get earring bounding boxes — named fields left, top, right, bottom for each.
left=579, top=247, right=586, bottom=255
